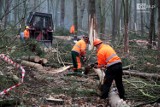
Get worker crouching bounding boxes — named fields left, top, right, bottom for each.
left=93, top=39, right=125, bottom=100
left=71, top=35, right=89, bottom=73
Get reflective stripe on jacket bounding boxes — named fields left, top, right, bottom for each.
left=96, top=44, right=121, bottom=68
left=72, top=39, right=87, bottom=56
left=24, top=29, right=29, bottom=39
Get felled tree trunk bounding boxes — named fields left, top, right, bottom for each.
left=123, top=70, right=160, bottom=80
left=21, top=56, right=40, bottom=63
left=21, top=60, right=43, bottom=71
left=109, top=88, right=130, bottom=107
left=21, top=56, right=48, bottom=65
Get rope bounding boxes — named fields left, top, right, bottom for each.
left=0, top=54, right=25, bottom=96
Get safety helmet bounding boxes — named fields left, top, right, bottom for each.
left=93, top=39, right=103, bottom=46
left=26, top=26, right=29, bottom=29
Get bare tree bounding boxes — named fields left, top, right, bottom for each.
left=158, top=0, right=160, bottom=61
left=123, top=0, right=129, bottom=53
left=54, top=0, right=60, bottom=29
left=140, top=0, right=144, bottom=36
left=73, top=0, right=78, bottom=34
left=148, top=0, right=155, bottom=49
left=78, top=0, right=85, bottom=31
left=60, top=0, right=65, bottom=27
left=97, top=0, right=106, bottom=38
left=112, top=0, right=116, bottom=43
left=88, top=0, right=97, bottom=50
left=3, top=0, right=12, bottom=28
left=134, top=0, right=137, bottom=33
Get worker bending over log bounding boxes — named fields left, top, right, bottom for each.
left=71, top=35, right=89, bottom=73
left=93, top=38, right=125, bottom=100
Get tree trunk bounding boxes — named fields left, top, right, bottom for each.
left=123, top=0, right=129, bottom=53
left=73, top=0, right=78, bottom=35
left=157, top=0, right=160, bottom=63
left=21, top=60, right=44, bottom=71
left=96, top=0, right=106, bottom=38
left=112, top=0, right=116, bottom=44
left=148, top=0, right=155, bottom=49
left=134, top=0, right=137, bottom=33
left=54, top=0, right=60, bottom=29
left=88, top=0, right=97, bottom=50
left=140, top=0, right=144, bottom=36
left=21, top=56, right=41, bottom=63
left=60, top=0, right=65, bottom=27
left=78, top=0, right=85, bottom=31
left=3, top=0, right=11, bottom=29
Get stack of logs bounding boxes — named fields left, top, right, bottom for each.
left=20, top=56, right=48, bottom=71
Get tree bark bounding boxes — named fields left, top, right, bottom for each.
left=140, top=0, right=144, bottom=36
left=112, top=0, right=116, bottom=44
left=21, top=56, right=40, bottom=63
left=60, top=0, right=65, bottom=27
left=78, top=0, right=85, bottom=31
left=134, top=0, right=137, bottom=33
left=148, top=0, right=155, bottom=49
left=73, top=0, right=78, bottom=35
left=158, top=0, right=160, bottom=62
left=54, top=0, right=60, bottom=29
left=123, top=0, right=129, bottom=53
left=21, top=60, right=44, bottom=71
left=88, top=0, right=97, bottom=50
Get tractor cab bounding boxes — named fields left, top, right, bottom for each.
left=26, top=12, right=53, bottom=47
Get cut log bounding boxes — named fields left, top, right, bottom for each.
left=109, top=88, right=130, bottom=107
left=21, top=56, right=40, bottom=63
left=123, top=70, right=160, bottom=80
left=93, top=68, right=105, bottom=85
left=21, top=60, right=43, bottom=71
left=39, top=58, right=48, bottom=64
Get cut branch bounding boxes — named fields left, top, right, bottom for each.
left=123, top=70, right=160, bottom=80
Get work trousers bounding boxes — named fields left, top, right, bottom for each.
left=101, top=63, right=125, bottom=99
left=71, top=51, right=81, bottom=71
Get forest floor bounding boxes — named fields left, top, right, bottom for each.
left=0, top=36, right=160, bottom=107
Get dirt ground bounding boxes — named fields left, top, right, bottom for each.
left=1, top=65, right=159, bottom=107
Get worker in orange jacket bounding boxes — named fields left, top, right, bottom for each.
left=23, top=26, right=30, bottom=40
left=19, top=26, right=30, bottom=43
left=70, top=25, right=75, bottom=34
left=93, top=39, right=125, bottom=100
left=71, top=35, right=89, bottom=72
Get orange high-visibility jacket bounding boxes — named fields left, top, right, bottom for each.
left=96, top=44, right=121, bottom=68
left=70, top=25, right=75, bottom=34
left=72, top=39, right=87, bottom=56
left=24, top=29, right=29, bottom=39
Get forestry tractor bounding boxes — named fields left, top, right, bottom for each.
left=25, top=12, right=53, bottom=47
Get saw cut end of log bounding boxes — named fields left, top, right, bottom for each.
left=109, top=88, right=130, bottom=107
